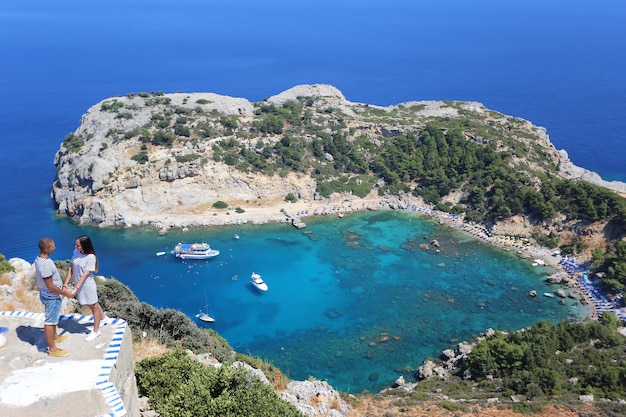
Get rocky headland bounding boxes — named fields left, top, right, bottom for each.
left=52, top=84, right=626, bottom=232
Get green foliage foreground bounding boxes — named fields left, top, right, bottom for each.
left=0, top=254, right=14, bottom=274
left=464, top=314, right=626, bottom=401
left=136, top=349, right=304, bottom=417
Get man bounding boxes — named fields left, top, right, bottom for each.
left=34, top=237, right=76, bottom=356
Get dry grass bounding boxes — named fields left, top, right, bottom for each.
left=0, top=271, right=41, bottom=311
left=0, top=299, right=20, bottom=311
left=132, top=337, right=171, bottom=361
left=0, top=273, right=11, bottom=286
left=17, top=284, right=42, bottom=312
left=346, top=398, right=603, bottom=417
left=272, top=367, right=288, bottom=391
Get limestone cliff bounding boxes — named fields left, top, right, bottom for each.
left=52, top=84, right=626, bottom=228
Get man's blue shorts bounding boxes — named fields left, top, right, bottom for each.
left=41, top=296, right=62, bottom=326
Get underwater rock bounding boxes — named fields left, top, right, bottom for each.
left=324, top=309, right=344, bottom=319
left=350, top=285, right=365, bottom=295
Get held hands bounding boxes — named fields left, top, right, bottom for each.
left=62, top=284, right=78, bottom=298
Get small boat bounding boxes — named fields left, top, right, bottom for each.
left=251, top=272, right=268, bottom=292
left=233, top=233, right=240, bottom=240
left=156, top=251, right=166, bottom=256
left=543, top=292, right=554, bottom=298
left=196, top=311, right=215, bottom=323
left=172, top=242, right=219, bottom=260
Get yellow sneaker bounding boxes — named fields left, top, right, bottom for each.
left=49, top=349, right=69, bottom=357
left=55, top=334, right=71, bottom=343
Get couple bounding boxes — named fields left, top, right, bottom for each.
left=35, top=235, right=107, bottom=357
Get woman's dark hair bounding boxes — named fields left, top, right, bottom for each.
left=78, top=235, right=99, bottom=271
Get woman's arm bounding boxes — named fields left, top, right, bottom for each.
left=74, top=270, right=91, bottom=291
left=63, top=267, right=72, bottom=289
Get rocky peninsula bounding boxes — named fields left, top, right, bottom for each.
left=52, top=84, right=626, bottom=232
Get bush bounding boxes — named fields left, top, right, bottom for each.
left=174, top=154, right=200, bottom=163
left=212, top=201, right=228, bottom=209
left=136, top=349, right=304, bottom=417
left=0, top=254, right=14, bottom=274
left=131, top=152, right=149, bottom=164
left=62, top=133, right=85, bottom=153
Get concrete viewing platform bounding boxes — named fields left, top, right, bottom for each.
left=0, top=311, right=138, bottom=417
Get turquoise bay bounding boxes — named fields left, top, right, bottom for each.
left=83, top=209, right=588, bottom=392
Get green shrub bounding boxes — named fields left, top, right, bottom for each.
left=174, top=154, right=200, bottom=163
left=131, top=152, right=149, bottom=164
left=136, top=349, right=304, bottom=417
left=100, top=99, right=124, bottom=112
left=62, top=133, right=85, bottom=153
left=0, top=254, right=14, bottom=274
left=212, top=201, right=228, bottom=209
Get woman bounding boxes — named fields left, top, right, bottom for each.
left=64, top=235, right=106, bottom=341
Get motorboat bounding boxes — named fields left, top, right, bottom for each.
left=195, top=311, right=215, bottom=323
left=251, top=272, right=268, bottom=291
left=172, top=242, right=219, bottom=260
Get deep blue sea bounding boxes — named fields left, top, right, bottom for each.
left=1, top=0, right=624, bottom=392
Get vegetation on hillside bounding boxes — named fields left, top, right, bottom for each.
left=0, top=254, right=14, bottom=274
left=135, top=349, right=304, bottom=417
left=374, top=315, right=626, bottom=416
left=464, top=314, right=626, bottom=402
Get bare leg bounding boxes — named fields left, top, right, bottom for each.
left=44, top=324, right=59, bottom=352
left=90, top=303, right=105, bottom=332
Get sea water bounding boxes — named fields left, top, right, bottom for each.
left=75, top=209, right=588, bottom=392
